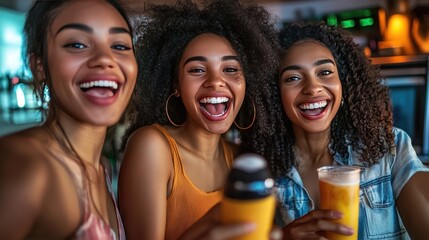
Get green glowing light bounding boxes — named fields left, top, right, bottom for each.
left=327, top=15, right=338, bottom=26
left=360, top=17, right=374, bottom=27
left=341, top=19, right=355, bottom=28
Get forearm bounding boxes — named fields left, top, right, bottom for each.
left=396, top=172, right=429, bottom=239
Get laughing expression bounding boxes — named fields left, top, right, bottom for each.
left=279, top=40, right=342, bottom=134
left=46, top=1, right=137, bottom=126
left=177, top=33, right=246, bottom=134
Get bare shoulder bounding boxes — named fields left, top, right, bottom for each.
left=124, top=125, right=171, bottom=156
left=0, top=127, right=50, bottom=171
left=0, top=126, right=51, bottom=184
left=119, top=125, right=174, bottom=214
left=0, top=128, right=31, bottom=149
left=119, top=125, right=174, bottom=240
left=0, top=127, right=51, bottom=237
left=121, top=126, right=173, bottom=179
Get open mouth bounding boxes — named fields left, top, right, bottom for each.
left=79, top=80, right=119, bottom=98
left=298, top=100, right=328, bottom=116
left=199, top=96, right=231, bottom=118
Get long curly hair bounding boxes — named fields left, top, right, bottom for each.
left=245, top=22, right=395, bottom=178
left=123, top=0, right=282, bottom=150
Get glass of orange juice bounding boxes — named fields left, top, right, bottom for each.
left=317, top=166, right=360, bottom=240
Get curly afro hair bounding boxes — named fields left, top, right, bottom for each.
left=123, top=0, right=283, bottom=150
left=244, top=21, right=395, bottom=178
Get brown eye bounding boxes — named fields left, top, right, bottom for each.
left=282, top=75, right=300, bottom=83
left=112, top=44, right=131, bottom=51
left=63, top=42, right=86, bottom=49
left=188, top=67, right=205, bottom=73
left=319, top=70, right=333, bottom=76
left=224, top=67, right=240, bottom=75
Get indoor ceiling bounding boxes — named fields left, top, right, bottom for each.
left=0, top=0, right=312, bottom=12
left=124, top=0, right=307, bottom=12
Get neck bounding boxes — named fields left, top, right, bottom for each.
left=46, top=115, right=107, bottom=167
left=171, top=124, right=223, bottom=162
left=293, top=126, right=333, bottom=168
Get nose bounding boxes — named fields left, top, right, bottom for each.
left=302, top=75, right=323, bottom=95
left=87, top=45, right=115, bottom=69
left=203, top=70, right=226, bottom=89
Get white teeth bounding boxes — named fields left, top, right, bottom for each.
left=201, top=108, right=227, bottom=117
left=300, top=100, right=327, bottom=110
left=200, top=97, right=229, bottom=104
left=80, top=80, right=118, bottom=90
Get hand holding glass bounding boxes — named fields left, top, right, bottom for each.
left=318, top=166, right=360, bottom=240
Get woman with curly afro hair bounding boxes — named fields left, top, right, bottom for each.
left=243, top=22, right=429, bottom=239
left=117, top=0, right=282, bottom=239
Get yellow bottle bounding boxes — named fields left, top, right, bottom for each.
left=220, top=153, right=276, bottom=240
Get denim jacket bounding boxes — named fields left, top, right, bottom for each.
left=275, top=128, right=429, bottom=239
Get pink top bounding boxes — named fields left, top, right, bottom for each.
left=73, top=168, right=125, bottom=240
left=48, top=147, right=125, bottom=240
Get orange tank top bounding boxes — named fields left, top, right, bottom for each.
left=152, top=124, right=234, bottom=240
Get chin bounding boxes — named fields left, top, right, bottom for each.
left=303, top=125, right=331, bottom=134
left=206, top=124, right=232, bottom=135
left=87, top=116, right=121, bottom=128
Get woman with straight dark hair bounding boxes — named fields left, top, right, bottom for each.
left=0, top=1, right=137, bottom=239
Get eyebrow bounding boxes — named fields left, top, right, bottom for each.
left=183, top=55, right=239, bottom=67
left=56, top=23, right=131, bottom=36
left=314, top=59, right=335, bottom=66
left=109, top=27, right=131, bottom=35
left=280, top=58, right=336, bottom=76
left=56, top=23, right=92, bottom=35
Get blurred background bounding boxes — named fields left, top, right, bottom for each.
left=0, top=0, right=428, bottom=164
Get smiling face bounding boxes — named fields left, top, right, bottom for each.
left=279, top=40, right=342, bottom=134
left=46, top=1, right=137, bottom=127
left=177, top=33, right=246, bottom=134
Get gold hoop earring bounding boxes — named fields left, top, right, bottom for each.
left=165, top=92, right=185, bottom=127
left=234, top=95, right=256, bottom=130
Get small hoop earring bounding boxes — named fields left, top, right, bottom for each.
left=234, top=95, right=256, bottom=130
left=165, top=92, right=185, bottom=127
left=341, top=98, right=344, bottom=107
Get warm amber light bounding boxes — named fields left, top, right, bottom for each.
left=412, top=18, right=429, bottom=52
left=378, top=8, right=386, bottom=35
left=384, top=14, right=413, bottom=54
left=386, top=14, right=408, bottom=38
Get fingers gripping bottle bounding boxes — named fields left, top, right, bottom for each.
left=220, top=153, right=276, bottom=240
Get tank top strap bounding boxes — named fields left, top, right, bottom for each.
left=45, top=145, right=122, bottom=239
left=103, top=166, right=126, bottom=240
left=151, top=124, right=183, bottom=186
left=152, top=124, right=234, bottom=171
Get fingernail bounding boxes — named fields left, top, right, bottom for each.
left=270, top=229, right=283, bottom=240
left=331, top=211, right=343, bottom=218
left=343, top=227, right=354, bottom=235
left=243, top=223, right=257, bottom=231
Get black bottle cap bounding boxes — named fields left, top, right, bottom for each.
left=224, top=153, right=274, bottom=200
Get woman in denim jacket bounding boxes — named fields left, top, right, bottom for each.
left=241, top=22, right=429, bottom=239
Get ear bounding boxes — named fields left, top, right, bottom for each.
left=174, top=89, right=180, bottom=97
left=29, top=54, right=46, bottom=80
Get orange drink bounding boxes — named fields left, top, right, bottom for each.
left=317, top=166, right=360, bottom=240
